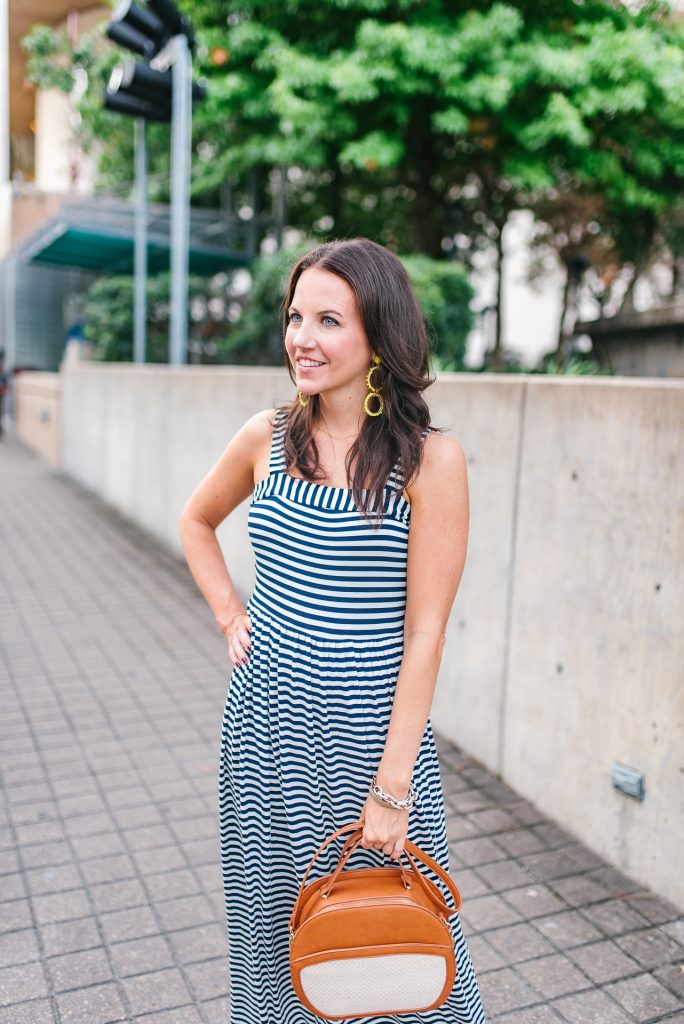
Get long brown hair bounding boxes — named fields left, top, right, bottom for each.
left=278, top=237, right=442, bottom=526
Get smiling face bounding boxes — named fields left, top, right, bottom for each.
left=284, top=267, right=375, bottom=398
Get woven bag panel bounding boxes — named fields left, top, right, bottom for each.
left=300, top=951, right=446, bottom=1016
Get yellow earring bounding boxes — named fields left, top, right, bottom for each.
left=364, top=355, right=384, bottom=417
left=297, top=390, right=310, bottom=408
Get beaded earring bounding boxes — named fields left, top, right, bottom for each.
left=364, top=356, right=384, bottom=417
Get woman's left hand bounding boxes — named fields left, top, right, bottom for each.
left=358, top=794, right=409, bottom=862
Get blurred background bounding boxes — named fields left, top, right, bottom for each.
left=0, top=6, right=683, bottom=1021
left=2, top=0, right=684, bottom=379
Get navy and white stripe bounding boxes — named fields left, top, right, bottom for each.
left=219, top=407, right=488, bottom=1024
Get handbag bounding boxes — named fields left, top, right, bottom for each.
left=288, top=819, right=462, bottom=1020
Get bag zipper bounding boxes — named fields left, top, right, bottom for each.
left=289, top=895, right=446, bottom=942
left=320, top=895, right=416, bottom=911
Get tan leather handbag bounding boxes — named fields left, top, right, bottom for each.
left=288, top=819, right=462, bottom=1020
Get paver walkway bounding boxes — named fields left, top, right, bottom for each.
left=1, top=432, right=682, bottom=1024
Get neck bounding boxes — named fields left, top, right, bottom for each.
left=316, top=390, right=366, bottom=440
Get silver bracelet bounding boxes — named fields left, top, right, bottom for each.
left=369, top=774, right=417, bottom=811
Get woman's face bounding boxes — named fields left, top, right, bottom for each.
left=284, top=267, right=375, bottom=398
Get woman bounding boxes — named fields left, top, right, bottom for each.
left=179, top=237, right=487, bottom=1023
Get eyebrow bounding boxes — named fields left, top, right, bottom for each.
left=288, top=306, right=344, bottom=317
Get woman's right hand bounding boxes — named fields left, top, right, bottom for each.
left=222, top=611, right=252, bottom=668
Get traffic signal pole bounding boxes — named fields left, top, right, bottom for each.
left=133, top=117, right=147, bottom=364
left=169, top=33, right=191, bottom=367
left=104, top=1, right=204, bottom=367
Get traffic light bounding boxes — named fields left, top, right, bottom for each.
left=105, top=61, right=169, bottom=121
left=105, top=58, right=206, bottom=122
left=105, top=1, right=167, bottom=59
left=101, top=0, right=204, bottom=366
left=103, top=0, right=202, bottom=121
left=147, top=0, right=195, bottom=52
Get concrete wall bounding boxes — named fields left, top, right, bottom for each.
left=597, top=333, right=684, bottom=378
left=14, top=369, right=61, bottom=464
left=51, top=364, right=684, bottom=909
left=577, top=300, right=684, bottom=379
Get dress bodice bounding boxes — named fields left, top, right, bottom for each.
left=247, top=408, right=428, bottom=640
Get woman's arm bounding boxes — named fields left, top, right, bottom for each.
left=376, top=431, right=470, bottom=795
left=178, top=407, right=274, bottom=644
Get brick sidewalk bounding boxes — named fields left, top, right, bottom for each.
left=0, top=433, right=682, bottom=1024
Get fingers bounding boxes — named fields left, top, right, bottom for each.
left=360, top=832, right=405, bottom=862
left=237, top=620, right=251, bottom=654
left=227, top=615, right=251, bottom=668
left=359, top=797, right=408, bottom=862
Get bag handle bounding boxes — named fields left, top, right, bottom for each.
left=320, top=831, right=415, bottom=897
left=320, top=830, right=461, bottom=918
left=319, top=831, right=456, bottom=918
left=288, top=820, right=462, bottom=935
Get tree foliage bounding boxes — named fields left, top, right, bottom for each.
left=23, top=1, right=684, bottom=370
left=183, top=1, right=684, bottom=248
left=82, top=248, right=474, bottom=367
left=83, top=271, right=248, bottom=363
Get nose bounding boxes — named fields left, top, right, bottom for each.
left=294, top=337, right=320, bottom=356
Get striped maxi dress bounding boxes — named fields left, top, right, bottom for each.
left=218, top=406, right=488, bottom=1024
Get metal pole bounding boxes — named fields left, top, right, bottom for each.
left=274, top=164, right=285, bottom=251
left=134, top=117, right=147, bottom=363
left=169, top=33, right=191, bottom=366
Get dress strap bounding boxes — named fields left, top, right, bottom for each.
left=268, top=408, right=288, bottom=474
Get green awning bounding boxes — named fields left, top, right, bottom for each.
left=16, top=198, right=253, bottom=275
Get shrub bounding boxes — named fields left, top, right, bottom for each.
left=398, top=255, right=473, bottom=371
left=82, top=248, right=475, bottom=368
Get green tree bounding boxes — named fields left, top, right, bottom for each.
left=81, top=246, right=474, bottom=367
left=399, top=255, right=473, bottom=370
left=204, top=245, right=475, bottom=368
left=24, top=2, right=684, bottom=372
left=188, top=0, right=684, bottom=367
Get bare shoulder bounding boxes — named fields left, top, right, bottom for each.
left=179, top=407, right=285, bottom=529
left=422, top=430, right=466, bottom=472
left=237, top=407, right=286, bottom=483
left=241, top=406, right=281, bottom=444
left=234, top=407, right=284, bottom=471
left=407, top=430, right=467, bottom=504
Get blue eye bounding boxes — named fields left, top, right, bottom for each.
left=288, top=312, right=338, bottom=326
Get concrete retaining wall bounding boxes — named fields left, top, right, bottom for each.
left=14, top=370, right=61, bottom=465
left=56, top=364, right=684, bottom=909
